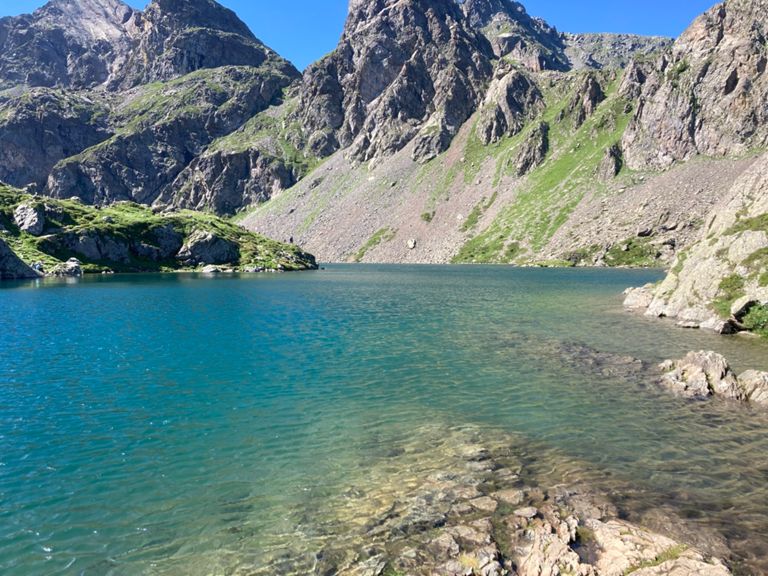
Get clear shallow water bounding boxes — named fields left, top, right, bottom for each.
left=1, top=265, right=768, bottom=575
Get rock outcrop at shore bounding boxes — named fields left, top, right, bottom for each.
left=624, top=152, right=768, bottom=335
left=0, top=184, right=317, bottom=277
left=659, top=351, right=768, bottom=407
left=0, top=238, right=42, bottom=280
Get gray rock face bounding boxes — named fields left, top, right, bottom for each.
left=476, top=65, right=544, bottom=145
left=13, top=202, right=46, bottom=236
left=0, top=0, right=140, bottom=90
left=622, top=0, right=768, bottom=168
left=160, top=145, right=297, bottom=216
left=461, top=0, right=569, bottom=71
left=46, top=66, right=295, bottom=207
left=115, top=0, right=295, bottom=89
left=598, top=144, right=623, bottom=180
left=514, top=121, right=549, bottom=176
left=50, top=257, right=83, bottom=277
left=637, top=153, right=768, bottom=328
left=298, top=0, right=494, bottom=165
left=176, top=230, right=239, bottom=265
left=0, top=238, right=41, bottom=280
left=0, top=0, right=294, bottom=92
left=563, top=33, right=672, bottom=71
left=0, top=89, right=111, bottom=189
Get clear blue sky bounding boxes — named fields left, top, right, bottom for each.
left=2, top=0, right=718, bottom=70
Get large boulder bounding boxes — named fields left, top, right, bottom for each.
left=176, top=230, right=239, bottom=266
left=660, top=351, right=768, bottom=408
left=659, top=351, right=742, bottom=399
left=13, top=202, right=46, bottom=236
left=0, top=238, right=42, bottom=280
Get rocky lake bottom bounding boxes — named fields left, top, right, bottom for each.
left=2, top=265, right=768, bottom=575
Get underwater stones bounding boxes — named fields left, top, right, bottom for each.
left=491, top=488, right=524, bottom=506
left=514, top=506, right=539, bottom=519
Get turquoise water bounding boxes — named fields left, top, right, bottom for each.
left=2, top=265, right=768, bottom=575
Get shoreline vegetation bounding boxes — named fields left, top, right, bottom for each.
left=0, top=184, right=317, bottom=279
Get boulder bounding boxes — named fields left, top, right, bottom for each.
left=13, top=202, right=46, bottom=236
left=659, top=351, right=743, bottom=399
left=623, top=284, right=654, bottom=310
left=50, top=258, right=83, bottom=278
left=738, top=371, right=768, bottom=406
left=176, top=231, right=239, bottom=266
left=0, top=238, right=42, bottom=280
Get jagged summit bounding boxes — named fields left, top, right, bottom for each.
left=0, top=0, right=139, bottom=89
left=0, top=0, right=296, bottom=90
left=143, top=0, right=256, bottom=39
left=460, top=0, right=569, bottom=70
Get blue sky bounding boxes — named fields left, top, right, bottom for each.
left=2, top=0, right=718, bottom=70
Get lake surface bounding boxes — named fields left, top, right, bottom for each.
left=2, top=265, right=768, bottom=575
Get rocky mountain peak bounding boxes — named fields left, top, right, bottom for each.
left=40, top=0, right=136, bottom=41
left=459, top=0, right=568, bottom=70
left=0, top=0, right=139, bottom=89
left=299, top=0, right=494, bottom=164
left=142, top=0, right=256, bottom=39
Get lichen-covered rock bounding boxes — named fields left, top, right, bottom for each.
left=0, top=238, right=41, bottom=280
left=13, top=202, right=46, bottom=236
left=622, top=0, right=768, bottom=169
left=176, top=230, right=239, bottom=266
left=564, top=72, right=606, bottom=128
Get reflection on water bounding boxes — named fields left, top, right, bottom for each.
left=1, top=266, right=768, bottom=575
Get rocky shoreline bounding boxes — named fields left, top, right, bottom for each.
left=242, top=424, right=736, bottom=576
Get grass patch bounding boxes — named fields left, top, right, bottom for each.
left=743, top=304, right=768, bottom=338
left=0, top=184, right=315, bottom=273
left=421, top=211, right=435, bottom=223
left=713, top=274, right=746, bottom=317
left=604, top=238, right=659, bottom=267
left=623, top=545, right=688, bottom=575
left=455, top=71, right=633, bottom=263
left=352, top=228, right=396, bottom=263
